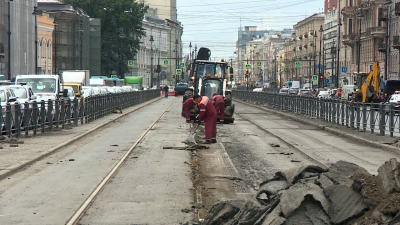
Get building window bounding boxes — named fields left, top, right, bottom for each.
left=349, top=0, right=353, bottom=7
left=349, top=19, right=353, bottom=34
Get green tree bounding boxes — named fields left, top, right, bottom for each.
left=61, top=0, right=147, bottom=78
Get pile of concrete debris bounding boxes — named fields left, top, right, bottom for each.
left=202, top=159, right=400, bottom=225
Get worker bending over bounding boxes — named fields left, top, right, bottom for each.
left=212, top=93, right=225, bottom=124
left=193, top=94, right=217, bottom=144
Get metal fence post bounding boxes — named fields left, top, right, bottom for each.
left=389, top=104, right=394, bottom=137
left=350, top=102, right=355, bottom=128
left=15, top=103, right=21, bottom=138
left=370, top=103, right=375, bottom=134
left=379, top=103, right=385, bottom=136
left=40, top=100, right=46, bottom=133
left=356, top=102, right=361, bottom=130
left=47, top=100, right=53, bottom=132
left=5, top=103, right=11, bottom=138
left=73, top=98, right=79, bottom=125
left=23, top=102, right=29, bottom=136
left=362, top=103, right=367, bottom=132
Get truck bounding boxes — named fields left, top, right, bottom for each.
left=182, top=47, right=235, bottom=124
left=61, top=70, right=90, bottom=98
left=124, top=77, right=143, bottom=90
left=15, top=74, right=67, bottom=103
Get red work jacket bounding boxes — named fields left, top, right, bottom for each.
left=198, top=96, right=217, bottom=121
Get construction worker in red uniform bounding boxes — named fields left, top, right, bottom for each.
left=212, top=93, right=225, bottom=124
left=183, top=97, right=195, bottom=123
left=193, top=94, right=217, bottom=143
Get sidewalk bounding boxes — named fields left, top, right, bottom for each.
left=0, top=97, right=163, bottom=179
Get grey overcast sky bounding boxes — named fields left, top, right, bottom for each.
left=175, top=0, right=324, bottom=60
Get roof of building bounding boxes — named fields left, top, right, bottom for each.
left=37, top=0, right=88, bottom=17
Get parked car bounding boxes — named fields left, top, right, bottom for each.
left=0, top=86, right=20, bottom=123
left=8, top=85, right=37, bottom=108
left=175, top=83, right=188, bottom=95
left=318, top=91, right=330, bottom=99
left=278, top=88, right=289, bottom=95
left=253, top=88, right=263, bottom=92
left=298, top=89, right=312, bottom=97
left=288, top=88, right=299, bottom=95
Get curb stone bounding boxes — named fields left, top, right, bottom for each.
left=236, top=99, right=400, bottom=156
left=0, top=96, right=164, bottom=181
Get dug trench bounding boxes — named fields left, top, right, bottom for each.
left=183, top=125, right=400, bottom=225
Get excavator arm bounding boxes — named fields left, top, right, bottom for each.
left=361, top=62, right=380, bottom=102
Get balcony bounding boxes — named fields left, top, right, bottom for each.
left=342, top=6, right=356, bottom=16
left=343, top=34, right=357, bottom=46
left=368, top=27, right=386, bottom=38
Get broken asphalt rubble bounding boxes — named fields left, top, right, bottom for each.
left=202, top=159, right=400, bottom=225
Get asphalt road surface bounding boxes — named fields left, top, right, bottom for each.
left=218, top=101, right=400, bottom=192
left=0, top=97, right=194, bottom=225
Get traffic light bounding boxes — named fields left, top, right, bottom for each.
left=319, top=75, right=324, bottom=87
left=245, top=71, right=249, bottom=77
left=230, top=67, right=234, bottom=81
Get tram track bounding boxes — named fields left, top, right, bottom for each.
left=66, top=101, right=174, bottom=225
left=235, top=113, right=328, bottom=170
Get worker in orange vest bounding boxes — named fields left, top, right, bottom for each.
left=193, top=94, right=217, bottom=143
left=212, top=93, right=225, bottom=124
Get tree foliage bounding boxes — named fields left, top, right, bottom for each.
left=61, top=0, right=147, bottom=77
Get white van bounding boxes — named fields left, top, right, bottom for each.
left=292, top=81, right=300, bottom=89
left=341, top=85, right=356, bottom=101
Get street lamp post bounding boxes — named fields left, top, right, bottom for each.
left=319, top=25, right=323, bottom=88
left=357, top=8, right=364, bottom=74
left=7, top=0, right=12, bottom=79
left=150, top=35, right=154, bottom=88
left=175, top=39, right=178, bottom=85
left=53, top=16, right=58, bottom=75
left=79, top=20, right=84, bottom=70
left=384, top=0, right=392, bottom=80
left=331, top=43, right=336, bottom=88
left=279, top=56, right=282, bottom=88
left=33, top=6, right=42, bottom=74
left=313, top=31, right=317, bottom=88
left=336, top=1, right=342, bottom=88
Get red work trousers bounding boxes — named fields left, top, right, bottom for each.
left=204, top=114, right=217, bottom=141
left=215, top=103, right=225, bottom=122
left=185, top=107, right=191, bottom=120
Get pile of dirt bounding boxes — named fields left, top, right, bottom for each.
left=202, top=159, right=400, bottom=225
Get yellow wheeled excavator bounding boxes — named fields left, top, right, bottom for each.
left=353, top=62, right=381, bottom=103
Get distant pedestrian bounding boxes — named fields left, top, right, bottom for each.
left=183, top=97, right=195, bottom=123
left=193, top=94, right=217, bottom=144
left=164, top=85, right=169, bottom=98
left=212, top=93, right=225, bottom=124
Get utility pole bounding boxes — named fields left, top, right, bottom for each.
left=175, top=38, right=178, bottom=85
left=150, top=35, right=154, bottom=88
left=33, top=6, right=42, bottom=74
left=79, top=19, right=84, bottom=70
left=313, top=31, right=317, bottom=88
left=246, top=58, right=249, bottom=90
left=54, top=17, right=58, bottom=75
left=336, top=0, right=342, bottom=88
left=319, top=25, right=323, bottom=88
left=384, top=0, right=392, bottom=80
left=7, top=0, right=12, bottom=79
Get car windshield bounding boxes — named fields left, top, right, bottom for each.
left=196, top=63, right=225, bottom=78
left=65, top=85, right=79, bottom=93
left=390, top=95, right=400, bottom=101
left=201, top=80, right=222, bottom=99
left=10, top=87, right=28, bottom=98
left=0, top=90, right=5, bottom=102
left=17, top=78, right=56, bottom=93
